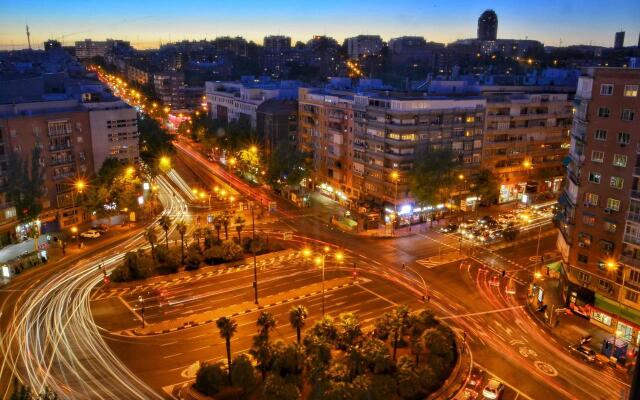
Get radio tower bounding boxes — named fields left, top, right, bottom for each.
left=26, top=24, right=32, bottom=50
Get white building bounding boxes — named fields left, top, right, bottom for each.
left=83, top=98, right=139, bottom=171
left=205, top=80, right=300, bottom=128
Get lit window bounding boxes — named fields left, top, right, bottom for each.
left=588, top=172, right=601, bottom=184
left=604, top=221, right=617, bottom=233
left=606, top=198, right=621, bottom=211
left=612, top=154, right=627, bottom=167
left=610, top=176, right=624, bottom=189
left=582, top=214, right=595, bottom=226
left=624, top=85, right=639, bottom=97
left=584, top=192, right=599, bottom=206
left=618, top=132, right=631, bottom=144
left=626, top=290, right=639, bottom=303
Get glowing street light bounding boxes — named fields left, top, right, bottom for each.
left=159, top=156, right=171, bottom=170
left=304, top=246, right=343, bottom=315
left=75, top=179, right=86, bottom=193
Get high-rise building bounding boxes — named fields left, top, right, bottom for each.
left=482, top=90, right=573, bottom=203
left=615, top=31, right=626, bottom=49
left=75, top=39, right=108, bottom=60
left=256, top=100, right=297, bottom=157
left=477, top=10, right=498, bottom=41
left=556, top=68, right=640, bottom=343
left=263, top=36, right=292, bottom=77
left=44, top=40, right=61, bottom=52
left=298, top=87, right=485, bottom=223
left=345, top=35, right=384, bottom=59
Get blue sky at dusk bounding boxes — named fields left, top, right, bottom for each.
left=1, top=0, right=639, bottom=49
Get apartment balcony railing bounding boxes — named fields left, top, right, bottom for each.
left=632, top=190, right=640, bottom=201
left=633, top=167, right=640, bottom=177
left=620, top=254, right=640, bottom=268
left=627, top=211, right=640, bottom=223
left=624, top=234, right=640, bottom=246
left=49, top=144, right=72, bottom=152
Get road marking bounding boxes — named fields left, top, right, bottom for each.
left=355, top=283, right=398, bottom=306
left=117, top=295, right=144, bottom=322
left=160, top=341, right=178, bottom=347
left=163, top=353, right=184, bottom=359
left=473, top=361, right=534, bottom=400
left=440, top=305, right=523, bottom=320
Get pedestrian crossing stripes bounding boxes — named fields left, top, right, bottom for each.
left=415, top=252, right=465, bottom=269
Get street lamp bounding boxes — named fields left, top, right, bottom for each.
left=159, top=156, right=171, bottom=171
left=390, top=171, right=399, bottom=236
left=305, top=246, right=343, bottom=316
left=607, top=260, right=627, bottom=342
left=70, top=226, right=79, bottom=248
left=250, top=202, right=259, bottom=305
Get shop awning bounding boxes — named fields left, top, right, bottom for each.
left=546, top=261, right=562, bottom=272
left=594, top=295, right=640, bottom=327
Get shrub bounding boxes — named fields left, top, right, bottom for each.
left=230, top=354, right=257, bottom=395
left=109, top=265, right=130, bottom=282
left=221, top=240, right=244, bottom=261
left=203, top=245, right=223, bottom=265
left=262, top=374, right=301, bottom=400
left=193, top=362, right=227, bottom=396
left=184, top=250, right=202, bottom=271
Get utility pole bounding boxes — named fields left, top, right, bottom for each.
left=251, top=203, right=258, bottom=305
left=26, top=24, right=31, bottom=50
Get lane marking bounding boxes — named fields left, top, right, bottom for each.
left=355, top=283, right=398, bottom=306
left=440, top=305, right=523, bottom=320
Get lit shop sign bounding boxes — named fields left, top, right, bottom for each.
left=319, top=183, right=348, bottom=200
left=1, top=265, right=10, bottom=278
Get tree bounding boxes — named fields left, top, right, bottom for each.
left=262, top=374, right=301, bottom=400
left=230, top=354, right=257, bottom=395
left=271, top=342, right=304, bottom=382
left=194, top=362, right=228, bottom=396
left=138, top=116, right=175, bottom=176
left=471, top=169, right=500, bottom=205
left=308, top=315, right=338, bottom=344
left=410, top=148, right=460, bottom=206
left=158, top=215, right=172, bottom=249
left=288, top=305, right=308, bottom=344
left=266, top=141, right=310, bottom=188
left=145, top=228, right=158, bottom=259
left=250, top=333, right=274, bottom=380
left=257, top=310, right=277, bottom=342
left=213, top=215, right=223, bottom=242
left=216, top=316, right=238, bottom=383
left=336, top=312, right=362, bottom=349
left=234, top=215, right=245, bottom=242
left=6, top=147, right=45, bottom=222
left=193, top=227, right=204, bottom=250
left=185, top=248, right=202, bottom=270
left=221, top=211, right=231, bottom=240
left=176, top=222, right=187, bottom=264
left=390, top=305, right=410, bottom=361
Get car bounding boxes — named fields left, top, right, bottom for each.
left=482, top=379, right=504, bottom=399
left=93, top=224, right=109, bottom=233
left=568, top=344, right=597, bottom=363
left=80, top=230, right=101, bottom=239
left=440, top=223, right=459, bottom=233
left=478, top=216, right=499, bottom=229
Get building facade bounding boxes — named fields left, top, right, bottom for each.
left=75, top=39, right=108, bottom=60
left=556, top=67, right=640, bottom=345
left=256, top=100, right=297, bottom=157
left=0, top=100, right=95, bottom=230
left=477, top=10, right=498, bottom=41
left=299, top=87, right=485, bottom=222
left=483, top=91, right=573, bottom=203
left=615, top=31, right=626, bottom=49
left=345, top=35, right=384, bottom=59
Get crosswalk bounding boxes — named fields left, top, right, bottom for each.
left=91, top=251, right=301, bottom=301
left=415, top=251, right=465, bottom=269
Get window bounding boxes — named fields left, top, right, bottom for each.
left=600, top=84, right=614, bottom=95
left=588, top=172, right=601, bottom=184
left=597, top=107, right=610, bottom=117
left=594, top=129, right=607, bottom=141
left=610, top=176, right=624, bottom=189
left=598, top=279, right=613, bottom=292
left=624, top=85, right=639, bottom=97
left=578, top=232, right=592, bottom=247
left=592, top=311, right=612, bottom=326
left=613, top=154, right=627, bottom=167
left=626, top=290, right=639, bottom=303
left=585, top=193, right=599, bottom=206
left=607, top=198, right=621, bottom=211
left=604, top=221, right=617, bottom=233
left=582, top=213, right=595, bottom=226
left=618, top=132, right=630, bottom=144
left=577, top=255, right=589, bottom=265
left=630, top=270, right=640, bottom=284
left=622, top=109, right=635, bottom=121
left=600, top=240, right=614, bottom=252
left=591, top=151, right=604, bottom=163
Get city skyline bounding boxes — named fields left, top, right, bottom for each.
left=1, top=0, right=640, bottom=50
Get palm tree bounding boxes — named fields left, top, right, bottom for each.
left=234, top=215, right=245, bottom=242
left=391, top=305, right=410, bottom=361
left=216, top=316, right=238, bottom=383
left=176, top=222, right=187, bottom=264
left=213, top=215, right=222, bottom=242
left=288, top=305, right=308, bottom=345
left=145, top=228, right=157, bottom=259
left=193, top=227, right=203, bottom=250
left=221, top=211, right=231, bottom=240
left=256, top=311, right=276, bottom=342
left=158, top=215, right=172, bottom=249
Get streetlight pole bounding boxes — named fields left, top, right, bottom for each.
left=535, top=224, right=542, bottom=275
left=391, top=171, right=399, bottom=236
left=252, top=203, right=258, bottom=305
left=321, top=254, right=325, bottom=316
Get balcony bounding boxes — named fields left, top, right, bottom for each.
left=621, top=254, right=640, bottom=268
left=624, top=234, right=640, bottom=246
left=628, top=211, right=640, bottom=223
left=49, top=144, right=72, bottom=152
left=634, top=167, right=640, bottom=177
left=52, top=171, right=75, bottom=181
left=50, top=157, right=75, bottom=167
left=632, top=190, right=640, bottom=201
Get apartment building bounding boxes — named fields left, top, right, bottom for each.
left=205, top=79, right=300, bottom=128
left=256, top=100, right=297, bottom=157
left=556, top=68, right=640, bottom=345
left=345, top=35, right=384, bottom=59
left=75, top=39, right=108, bottom=60
left=0, top=100, right=95, bottom=230
left=298, top=87, right=485, bottom=223
left=483, top=91, right=573, bottom=203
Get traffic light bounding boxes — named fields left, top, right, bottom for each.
left=103, top=276, right=110, bottom=285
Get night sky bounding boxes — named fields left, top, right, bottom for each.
left=1, top=0, right=639, bottom=50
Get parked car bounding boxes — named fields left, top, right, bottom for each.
left=568, top=344, right=597, bottom=363
left=80, top=230, right=101, bottom=239
left=94, top=224, right=109, bottom=233
left=482, top=379, right=504, bottom=399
